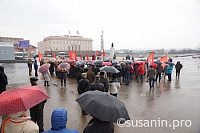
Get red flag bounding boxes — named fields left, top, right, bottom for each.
left=38, top=52, right=43, bottom=63
left=159, top=55, right=168, bottom=62
left=147, top=51, right=154, bottom=66
left=53, top=54, right=57, bottom=59
left=69, top=50, right=73, bottom=60
left=74, top=53, right=78, bottom=61
left=96, top=50, right=100, bottom=56
left=81, top=54, right=83, bottom=61
left=87, top=54, right=89, bottom=60
left=103, top=49, right=105, bottom=57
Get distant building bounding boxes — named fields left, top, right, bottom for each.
left=0, top=37, right=37, bottom=58
left=37, top=35, right=93, bottom=57
left=0, top=42, right=15, bottom=61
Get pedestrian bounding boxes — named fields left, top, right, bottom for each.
left=86, top=68, right=95, bottom=84
left=27, top=59, right=32, bottom=76
left=89, top=75, right=105, bottom=92
left=155, top=63, right=163, bottom=82
left=58, top=69, right=68, bottom=86
left=124, top=62, right=131, bottom=85
left=83, top=116, right=114, bottom=133
left=77, top=73, right=90, bottom=95
left=99, top=71, right=109, bottom=92
left=137, top=62, right=145, bottom=83
left=76, top=67, right=84, bottom=83
left=134, top=63, right=139, bottom=79
left=1, top=111, right=39, bottom=133
left=42, top=67, right=51, bottom=86
left=0, top=66, right=8, bottom=94
left=29, top=77, right=47, bottom=133
left=34, top=60, right=38, bottom=76
left=49, top=62, right=55, bottom=75
left=40, top=58, right=45, bottom=66
left=147, top=65, right=156, bottom=89
left=93, top=64, right=101, bottom=75
left=109, top=74, right=120, bottom=97
left=166, top=65, right=173, bottom=81
left=42, top=108, right=79, bottom=133
left=175, top=61, right=183, bottom=78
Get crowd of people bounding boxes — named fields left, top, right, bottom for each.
left=0, top=56, right=183, bottom=133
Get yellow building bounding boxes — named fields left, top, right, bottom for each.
left=38, top=35, right=93, bottom=56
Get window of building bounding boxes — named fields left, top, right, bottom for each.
left=63, top=41, right=65, bottom=44
left=2, top=50, right=8, bottom=54
left=60, top=41, right=62, bottom=44
left=54, top=46, right=56, bottom=50
left=57, top=41, right=58, bottom=44
left=60, top=47, right=62, bottom=50
left=67, top=41, right=68, bottom=44
left=53, top=41, right=55, bottom=44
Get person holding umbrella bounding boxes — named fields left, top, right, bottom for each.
left=29, top=77, right=47, bottom=133
left=83, top=116, right=114, bottom=133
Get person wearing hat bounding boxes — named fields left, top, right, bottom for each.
left=89, top=75, right=105, bottom=92
left=109, top=74, right=120, bottom=97
left=29, top=77, right=46, bottom=133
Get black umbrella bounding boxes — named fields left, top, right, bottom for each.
left=100, top=66, right=120, bottom=73
left=94, top=60, right=103, bottom=65
left=164, top=61, right=174, bottom=66
left=76, top=90, right=130, bottom=123
left=154, top=61, right=162, bottom=65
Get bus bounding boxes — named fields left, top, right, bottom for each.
left=56, top=52, right=69, bottom=59
left=15, top=52, right=28, bottom=58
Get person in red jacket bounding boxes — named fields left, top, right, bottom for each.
left=137, top=62, right=146, bottom=83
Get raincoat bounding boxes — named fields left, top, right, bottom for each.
left=42, top=108, right=79, bottom=133
left=166, top=66, right=173, bottom=74
left=0, top=66, right=8, bottom=94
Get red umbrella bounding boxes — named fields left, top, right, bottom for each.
left=38, top=63, right=50, bottom=73
left=102, top=62, right=112, bottom=66
left=0, top=86, right=49, bottom=116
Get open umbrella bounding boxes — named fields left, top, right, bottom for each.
left=0, top=86, right=49, bottom=116
left=154, top=61, right=162, bottom=65
left=94, top=60, right=103, bottom=65
left=57, top=63, right=70, bottom=71
left=38, top=63, right=50, bottom=73
left=76, top=61, right=85, bottom=66
left=100, top=66, right=119, bottom=73
left=102, top=62, right=112, bottom=66
left=164, top=61, right=174, bottom=66
left=76, top=90, right=130, bottom=123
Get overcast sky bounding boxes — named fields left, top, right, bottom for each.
left=0, top=0, right=200, bottom=50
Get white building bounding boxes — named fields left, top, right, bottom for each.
left=38, top=35, right=93, bottom=56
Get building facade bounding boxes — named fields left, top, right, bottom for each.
left=37, top=35, right=93, bottom=56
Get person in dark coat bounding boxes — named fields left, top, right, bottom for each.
left=77, top=73, right=90, bottom=94
left=49, top=62, right=55, bottom=75
left=124, top=62, right=131, bottom=85
left=43, top=108, right=79, bottom=133
left=0, top=66, right=8, bottom=94
left=93, top=64, right=101, bottom=75
left=155, top=63, right=163, bottom=82
left=147, top=65, right=156, bottom=89
left=89, top=75, right=105, bottom=92
left=34, top=60, right=38, bottom=76
left=30, top=77, right=46, bottom=133
left=58, top=70, right=68, bottom=86
left=175, top=61, right=183, bottom=78
left=76, top=67, right=84, bottom=83
left=27, top=59, right=32, bottom=76
left=83, top=116, right=114, bottom=133
left=99, top=71, right=109, bottom=92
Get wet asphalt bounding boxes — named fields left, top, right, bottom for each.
left=1, top=56, right=200, bottom=133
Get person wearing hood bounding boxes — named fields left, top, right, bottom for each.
left=42, top=108, right=79, bottom=133
left=1, top=111, right=39, bottom=133
left=0, top=66, right=8, bottom=94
